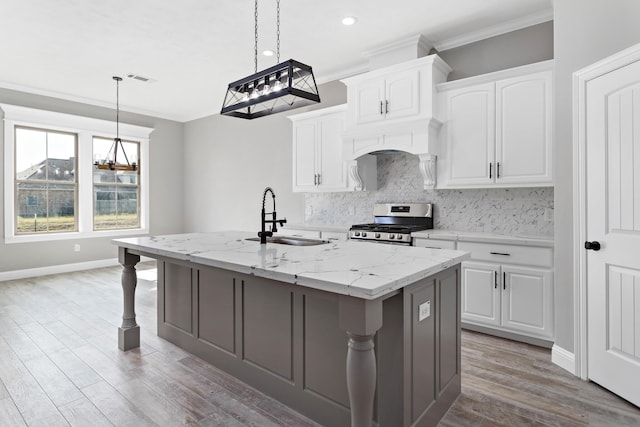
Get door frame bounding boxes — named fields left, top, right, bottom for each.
left=573, top=42, right=640, bottom=380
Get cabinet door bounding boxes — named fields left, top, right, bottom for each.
left=385, top=69, right=420, bottom=120
left=317, top=114, right=348, bottom=190
left=292, top=120, right=317, bottom=191
left=501, top=265, right=553, bottom=338
left=461, top=261, right=501, bottom=327
left=354, top=79, right=385, bottom=125
left=442, top=83, right=495, bottom=187
left=495, top=70, right=553, bottom=185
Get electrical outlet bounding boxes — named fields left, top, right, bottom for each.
left=544, top=208, right=554, bottom=222
left=74, top=244, right=81, bottom=252
left=418, top=300, right=431, bottom=322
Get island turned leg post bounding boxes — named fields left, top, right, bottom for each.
left=338, top=295, right=383, bottom=427
left=118, top=247, right=140, bottom=351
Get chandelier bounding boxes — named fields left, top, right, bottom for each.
left=220, top=0, right=320, bottom=119
left=94, top=76, right=137, bottom=171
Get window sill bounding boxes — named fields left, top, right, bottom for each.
left=4, top=227, right=150, bottom=244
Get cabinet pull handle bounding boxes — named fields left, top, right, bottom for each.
left=314, top=174, right=318, bottom=185
left=503, top=271, right=506, bottom=290
left=490, top=252, right=511, bottom=256
left=385, top=100, right=389, bottom=114
left=497, top=162, right=501, bottom=179
left=380, top=101, right=383, bottom=115
left=317, top=174, right=321, bottom=185
left=489, top=162, right=493, bottom=179
left=494, top=271, right=498, bottom=289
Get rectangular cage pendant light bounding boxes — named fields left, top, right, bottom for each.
left=220, top=0, right=320, bottom=119
left=221, top=59, right=320, bottom=119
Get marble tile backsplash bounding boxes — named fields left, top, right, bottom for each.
left=304, top=152, right=554, bottom=236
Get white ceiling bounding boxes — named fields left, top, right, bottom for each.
left=0, top=0, right=552, bottom=122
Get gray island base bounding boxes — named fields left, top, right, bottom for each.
left=113, top=232, right=468, bottom=427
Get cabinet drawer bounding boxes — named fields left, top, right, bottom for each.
left=457, top=241, right=552, bottom=268
left=413, top=238, right=457, bottom=250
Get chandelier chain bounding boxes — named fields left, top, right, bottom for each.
left=254, top=0, right=258, bottom=73
left=115, top=77, right=120, bottom=139
left=276, top=0, right=280, bottom=63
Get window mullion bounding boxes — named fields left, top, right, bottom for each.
left=78, top=131, right=94, bottom=233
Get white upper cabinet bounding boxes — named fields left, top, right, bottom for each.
left=289, top=105, right=376, bottom=193
left=441, top=83, right=496, bottom=185
left=353, top=69, right=420, bottom=125
left=342, top=55, right=451, bottom=131
left=437, top=61, right=553, bottom=188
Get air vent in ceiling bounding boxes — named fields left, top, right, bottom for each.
left=126, top=73, right=156, bottom=83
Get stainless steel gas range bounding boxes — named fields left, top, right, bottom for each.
left=349, top=203, right=433, bottom=245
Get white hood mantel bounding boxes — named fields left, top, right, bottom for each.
left=340, top=52, right=452, bottom=190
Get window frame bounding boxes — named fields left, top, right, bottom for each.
left=2, top=103, right=152, bottom=244
left=14, top=125, right=79, bottom=235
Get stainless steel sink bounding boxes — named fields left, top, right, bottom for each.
left=245, top=236, right=330, bottom=246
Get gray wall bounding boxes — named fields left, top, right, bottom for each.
left=0, top=88, right=184, bottom=272
left=437, top=21, right=553, bottom=81
left=182, top=80, right=346, bottom=233
left=553, top=0, right=640, bottom=353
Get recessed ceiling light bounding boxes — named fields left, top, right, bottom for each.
left=263, top=50, right=275, bottom=57
left=342, top=16, right=357, bottom=26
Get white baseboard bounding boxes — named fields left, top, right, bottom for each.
left=552, top=344, right=576, bottom=374
left=0, top=256, right=156, bottom=282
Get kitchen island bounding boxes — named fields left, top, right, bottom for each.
left=113, top=231, right=469, bottom=427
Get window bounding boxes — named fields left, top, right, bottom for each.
left=2, top=104, right=152, bottom=243
left=93, top=137, right=140, bottom=230
left=15, top=126, right=78, bottom=234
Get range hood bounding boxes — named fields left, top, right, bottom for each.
left=340, top=35, right=451, bottom=190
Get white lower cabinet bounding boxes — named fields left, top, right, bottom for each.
left=461, top=261, right=501, bottom=327
left=459, top=241, right=554, bottom=340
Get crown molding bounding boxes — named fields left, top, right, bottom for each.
left=434, top=8, right=553, bottom=52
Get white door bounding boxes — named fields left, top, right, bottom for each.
left=502, top=265, right=553, bottom=339
left=354, top=79, right=385, bottom=125
left=317, top=115, right=347, bottom=190
left=292, top=120, right=317, bottom=191
left=442, top=83, right=495, bottom=187
left=585, top=54, right=640, bottom=407
left=495, top=70, right=553, bottom=185
left=461, top=261, right=501, bottom=327
left=385, top=69, right=419, bottom=120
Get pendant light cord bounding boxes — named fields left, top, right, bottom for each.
left=115, top=78, right=120, bottom=139
left=254, top=0, right=258, bottom=73
left=276, top=0, right=280, bottom=63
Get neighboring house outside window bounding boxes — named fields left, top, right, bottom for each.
left=1, top=104, right=152, bottom=243
left=15, top=126, right=78, bottom=234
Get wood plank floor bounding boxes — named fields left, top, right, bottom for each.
left=1, top=264, right=639, bottom=426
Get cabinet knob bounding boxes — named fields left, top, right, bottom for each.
left=585, top=241, right=601, bottom=251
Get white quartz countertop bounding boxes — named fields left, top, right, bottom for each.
left=113, top=231, right=469, bottom=300
left=411, top=230, right=554, bottom=247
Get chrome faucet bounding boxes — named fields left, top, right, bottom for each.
left=258, top=187, right=287, bottom=244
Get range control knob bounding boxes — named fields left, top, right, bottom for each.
left=396, top=235, right=404, bottom=240
left=389, top=234, right=395, bottom=239
left=375, top=233, right=381, bottom=238
left=362, top=232, right=367, bottom=237
left=354, top=231, right=360, bottom=237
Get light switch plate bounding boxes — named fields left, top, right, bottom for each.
left=419, top=300, right=431, bottom=322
